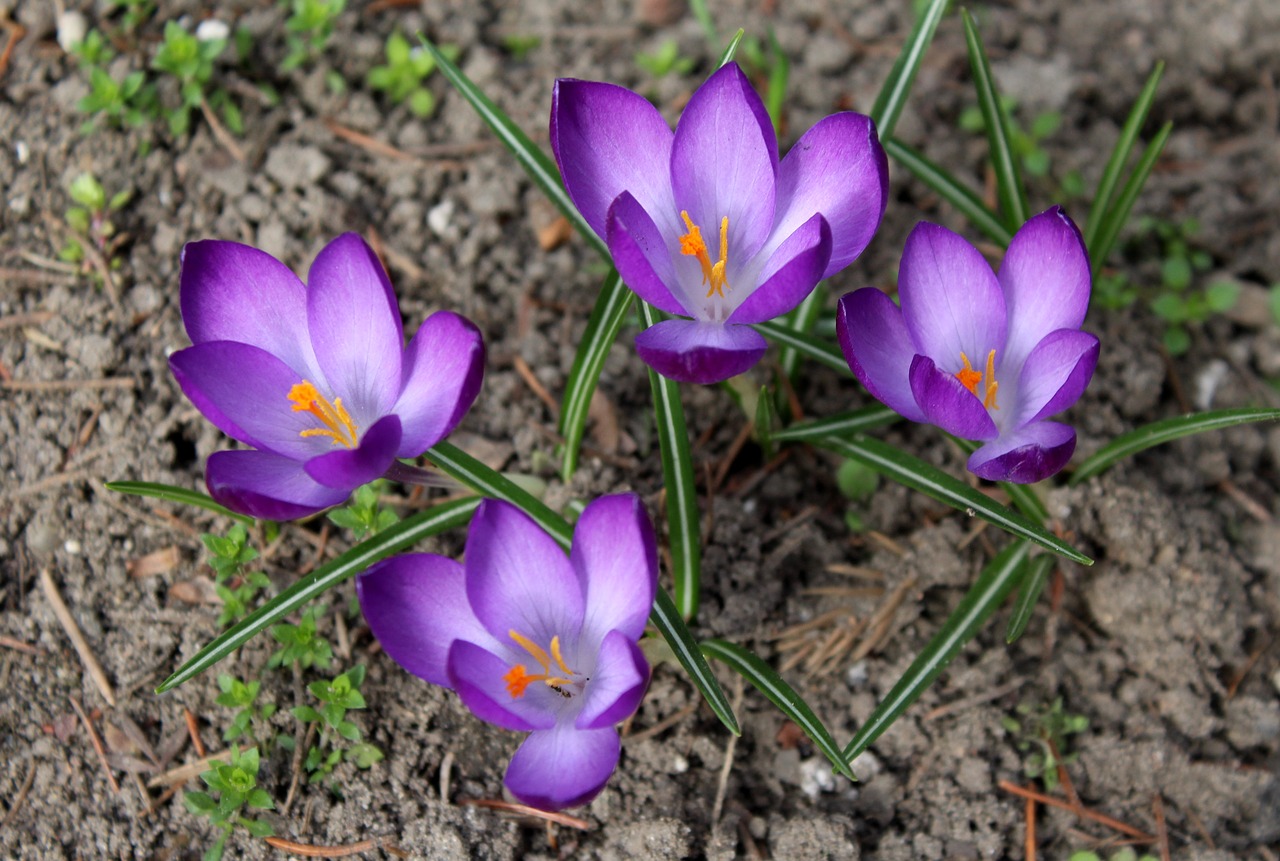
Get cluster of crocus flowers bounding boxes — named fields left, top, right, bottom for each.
left=551, top=62, right=888, bottom=384
left=837, top=207, right=1099, bottom=483
left=169, top=233, right=484, bottom=519
left=357, top=495, right=657, bottom=810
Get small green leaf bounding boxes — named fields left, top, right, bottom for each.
left=241, top=818, right=274, bottom=838
left=69, top=172, right=107, bottom=210
left=1005, top=554, right=1053, bottom=643
left=717, top=29, right=746, bottom=68
left=1205, top=280, right=1240, bottom=313
left=184, top=790, right=217, bottom=813
left=246, top=789, right=274, bottom=810
left=702, top=639, right=853, bottom=779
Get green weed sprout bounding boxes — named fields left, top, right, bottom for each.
left=73, top=33, right=157, bottom=131
left=59, top=172, right=130, bottom=280
left=107, top=0, right=156, bottom=35
left=292, top=664, right=383, bottom=785
left=635, top=41, right=694, bottom=79
left=201, top=523, right=271, bottom=627
left=327, top=480, right=398, bottom=540
left=281, top=0, right=346, bottom=72
left=151, top=21, right=240, bottom=136
left=1069, top=850, right=1158, bottom=861
left=501, top=34, right=541, bottom=61
left=184, top=745, right=274, bottom=861
left=959, top=96, right=1081, bottom=194
left=1002, top=697, right=1088, bottom=791
left=269, top=604, right=333, bottom=670
left=215, top=675, right=277, bottom=745
left=367, top=33, right=457, bottom=118
left=836, top=459, right=880, bottom=533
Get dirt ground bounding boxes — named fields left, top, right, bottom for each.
left=2, top=0, right=1279, bottom=858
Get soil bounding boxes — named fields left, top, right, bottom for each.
left=2, top=0, right=1279, bottom=859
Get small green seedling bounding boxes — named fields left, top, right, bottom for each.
left=281, top=0, right=345, bottom=72
left=184, top=745, right=274, bottom=861
left=107, top=0, right=156, bottom=35
left=59, top=172, right=131, bottom=279
left=501, top=34, right=541, bottom=61
left=1068, top=849, right=1158, bottom=861
left=292, top=664, right=383, bottom=786
left=201, top=523, right=271, bottom=627
left=635, top=40, right=695, bottom=79
left=1002, top=697, right=1088, bottom=791
left=327, top=480, right=398, bottom=539
left=269, top=604, right=332, bottom=670
left=151, top=21, right=240, bottom=136
left=215, top=675, right=277, bottom=745
left=837, top=458, right=880, bottom=533
left=960, top=96, right=1083, bottom=196
left=367, top=33, right=457, bottom=118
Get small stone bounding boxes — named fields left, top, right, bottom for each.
left=845, top=660, right=869, bottom=689
left=669, top=753, right=689, bottom=774
left=427, top=200, right=455, bottom=237
left=849, top=749, right=881, bottom=780
left=264, top=145, right=332, bottom=190
left=799, top=757, right=836, bottom=800
left=195, top=19, right=230, bottom=42
left=56, top=11, right=87, bottom=52
left=64, top=539, right=82, bottom=555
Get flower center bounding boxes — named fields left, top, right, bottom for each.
left=288, top=380, right=359, bottom=448
left=503, top=630, right=583, bottom=699
left=678, top=211, right=731, bottom=299
left=955, top=350, right=1000, bottom=410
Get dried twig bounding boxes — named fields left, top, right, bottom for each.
left=623, top=701, right=700, bottom=745
left=1153, top=794, right=1171, bottom=861
left=922, top=676, right=1027, bottom=721
left=511, top=355, right=559, bottom=416
left=263, top=836, right=408, bottom=858
left=1025, top=783, right=1037, bottom=861
left=1, top=377, right=135, bottom=392
left=41, top=568, right=117, bottom=706
left=709, top=677, right=745, bottom=833
left=0, top=310, right=56, bottom=329
left=147, top=752, right=226, bottom=788
left=457, top=798, right=590, bottom=831
left=0, top=635, right=41, bottom=655
left=0, top=761, right=36, bottom=829
left=69, top=696, right=120, bottom=794
left=0, top=17, right=25, bottom=81
left=184, top=708, right=206, bottom=758
left=997, top=780, right=1155, bottom=842
left=198, top=98, right=247, bottom=163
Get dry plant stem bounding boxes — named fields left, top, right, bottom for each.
left=457, top=799, right=590, bottom=831
left=1226, top=636, right=1273, bottom=699
left=0, top=635, right=40, bottom=655
left=0, top=310, right=55, bottom=329
left=923, top=676, right=1027, bottom=721
left=263, top=836, right=408, bottom=858
left=41, top=568, right=117, bottom=706
left=1, top=377, right=135, bottom=392
left=1217, top=478, right=1272, bottom=523
left=1047, top=737, right=1081, bottom=809
left=850, top=575, right=918, bottom=663
left=0, top=17, right=27, bottom=81
left=0, top=762, right=36, bottom=829
left=282, top=663, right=312, bottom=815
left=623, top=701, right=700, bottom=745
left=1153, top=794, right=1171, bottom=861
left=147, top=752, right=226, bottom=788
left=198, top=98, right=246, bottom=163
left=438, top=750, right=454, bottom=802
left=184, top=708, right=206, bottom=758
left=69, top=696, right=121, bottom=794
left=996, top=780, right=1156, bottom=842
left=140, top=781, right=183, bottom=818
left=512, top=355, right=559, bottom=416
left=1025, top=784, right=1037, bottom=861
left=709, top=676, right=745, bottom=836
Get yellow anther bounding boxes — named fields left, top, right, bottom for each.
left=677, top=210, right=731, bottom=298
left=982, top=349, right=999, bottom=410
left=953, top=351, right=999, bottom=410
left=288, top=381, right=358, bottom=448
left=954, top=353, right=983, bottom=394
left=505, top=631, right=580, bottom=699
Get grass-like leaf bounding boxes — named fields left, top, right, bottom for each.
left=1005, top=553, right=1054, bottom=643
left=814, top=434, right=1091, bottom=565
left=1070, top=407, right=1280, bottom=485
left=842, top=539, right=1031, bottom=763
left=1083, top=61, right=1165, bottom=254
left=426, top=441, right=572, bottom=547
left=717, top=29, right=745, bottom=68
left=702, top=639, right=852, bottom=779
left=777, top=290, right=825, bottom=382
left=961, top=9, right=1028, bottom=229
left=752, top=320, right=851, bottom=375
left=420, top=38, right=607, bottom=259
left=763, top=30, right=789, bottom=138
left=884, top=138, right=1013, bottom=247
left=771, top=405, right=899, bottom=443
left=104, top=480, right=253, bottom=525
left=155, top=497, right=481, bottom=692
left=651, top=589, right=740, bottom=735
left=558, top=269, right=633, bottom=480
left=1088, top=120, right=1173, bottom=280
left=870, top=0, right=949, bottom=139
left=640, top=302, right=702, bottom=619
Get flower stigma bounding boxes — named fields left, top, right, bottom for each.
left=954, top=350, right=1000, bottom=410
left=678, top=211, right=731, bottom=299
left=504, top=630, right=582, bottom=699
left=288, top=380, right=359, bottom=448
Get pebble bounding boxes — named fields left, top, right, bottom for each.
left=264, top=145, right=331, bottom=190
left=56, top=11, right=87, bottom=53
left=64, top=539, right=82, bottom=555
left=799, top=757, right=837, bottom=800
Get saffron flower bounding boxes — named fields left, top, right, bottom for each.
left=551, top=62, right=888, bottom=384
left=169, top=233, right=484, bottom=520
left=357, top=495, right=657, bottom=810
left=836, top=207, right=1099, bottom=483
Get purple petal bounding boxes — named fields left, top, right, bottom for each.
left=1007, top=332, right=1098, bottom=431
left=605, top=192, right=688, bottom=315
left=575, top=631, right=649, bottom=731
left=909, top=354, right=999, bottom=440
left=303, top=414, right=401, bottom=490
left=968, top=421, right=1076, bottom=483
left=727, top=213, right=831, bottom=324
left=768, top=112, right=888, bottom=279
left=179, top=240, right=320, bottom=378
left=356, top=554, right=500, bottom=688
left=550, top=79, right=677, bottom=241
left=306, top=234, right=404, bottom=423
left=392, top=311, right=485, bottom=456
left=170, top=341, right=324, bottom=458
left=899, top=222, right=1007, bottom=364
left=571, top=494, right=657, bottom=642
left=504, top=725, right=621, bottom=810
left=447, top=640, right=556, bottom=732
left=836, top=290, right=926, bottom=422
left=999, top=207, right=1091, bottom=372
left=634, top=318, right=767, bottom=384
left=671, top=63, right=778, bottom=261
left=204, top=449, right=349, bottom=520
left=464, top=500, right=585, bottom=647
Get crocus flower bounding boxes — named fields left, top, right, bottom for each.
left=551, top=62, right=888, bottom=384
left=357, top=495, right=657, bottom=810
left=836, top=207, right=1099, bottom=483
left=169, top=233, right=484, bottom=520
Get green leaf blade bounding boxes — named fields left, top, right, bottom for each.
left=1089, top=121, right=1173, bottom=280
left=884, top=138, right=1013, bottom=247
left=104, top=481, right=254, bottom=525
left=702, top=639, right=853, bottom=779
left=870, top=0, right=949, bottom=140
left=649, top=589, right=739, bottom=736
left=752, top=320, right=851, bottom=375
left=961, top=9, right=1028, bottom=229
left=772, top=405, right=900, bottom=443
left=1005, top=553, right=1054, bottom=643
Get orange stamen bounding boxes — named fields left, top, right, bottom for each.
left=504, top=631, right=579, bottom=699
left=982, top=349, right=999, bottom=410
left=288, top=381, right=358, bottom=448
left=678, top=211, right=731, bottom=298
left=955, top=352, right=983, bottom=394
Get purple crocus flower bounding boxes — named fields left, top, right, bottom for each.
left=169, top=233, right=484, bottom=520
left=551, top=62, right=888, bottom=384
left=837, top=207, right=1099, bottom=483
left=357, top=495, right=656, bottom=810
